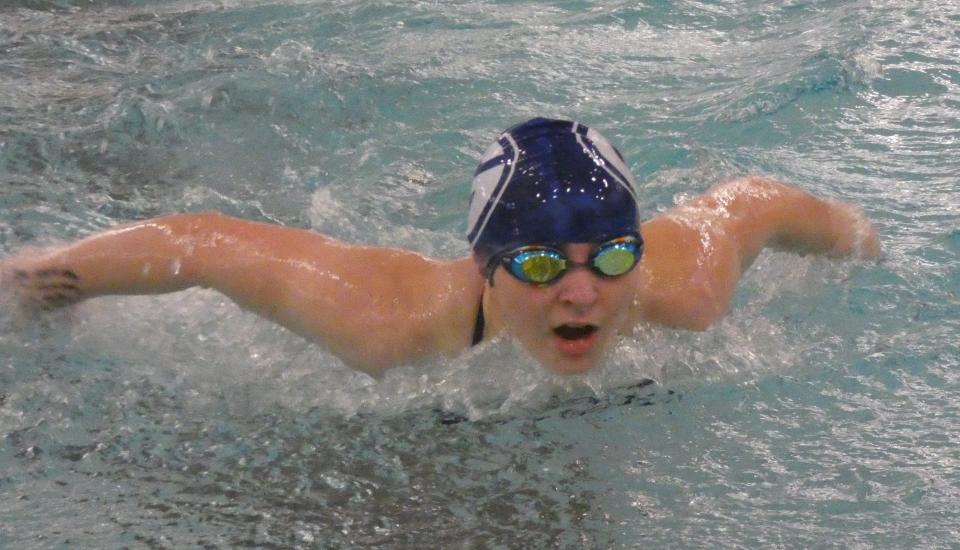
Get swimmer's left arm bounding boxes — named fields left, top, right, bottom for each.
left=709, top=176, right=881, bottom=264
left=691, top=176, right=880, bottom=272
left=637, top=176, right=880, bottom=330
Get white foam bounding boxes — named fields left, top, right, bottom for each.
left=40, top=249, right=833, bottom=422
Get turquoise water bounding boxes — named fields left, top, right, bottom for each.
left=2, top=0, right=959, bottom=547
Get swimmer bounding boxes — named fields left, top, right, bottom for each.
left=0, top=118, right=880, bottom=376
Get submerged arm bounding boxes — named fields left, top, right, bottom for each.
left=638, top=176, right=880, bottom=330
left=1, top=213, right=482, bottom=375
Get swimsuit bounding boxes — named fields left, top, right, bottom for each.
left=471, top=292, right=485, bottom=346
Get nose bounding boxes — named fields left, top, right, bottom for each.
left=555, top=264, right=599, bottom=310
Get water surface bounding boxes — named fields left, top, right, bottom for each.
left=1, top=0, right=959, bottom=547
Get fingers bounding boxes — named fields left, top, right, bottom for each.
left=1, top=259, right=83, bottom=311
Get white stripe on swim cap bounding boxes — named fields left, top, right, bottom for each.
left=580, top=126, right=641, bottom=207
left=468, top=132, right=520, bottom=247
left=467, top=141, right=505, bottom=235
left=586, top=127, right=639, bottom=187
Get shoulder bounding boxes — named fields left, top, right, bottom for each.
left=424, top=257, right=487, bottom=351
left=630, top=179, right=783, bottom=331
left=629, top=176, right=853, bottom=331
left=290, top=252, right=483, bottom=374
left=372, top=255, right=486, bottom=360
left=632, top=212, right=740, bottom=330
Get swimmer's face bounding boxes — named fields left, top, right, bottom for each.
left=488, top=243, right=640, bottom=375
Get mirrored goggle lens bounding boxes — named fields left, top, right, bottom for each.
left=509, top=249, right=566, bottom=284
left=593, top=242, right=640, bottom=276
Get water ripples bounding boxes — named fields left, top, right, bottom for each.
left=2, top=0, right=959, bottom=547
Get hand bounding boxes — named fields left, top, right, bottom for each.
left=0, top=252, right=82, bottom=312
left=828, top=201, right=882, bottom=260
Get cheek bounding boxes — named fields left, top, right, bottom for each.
left=493, top=281, right=552, bottom=330
left=599, top=277, right=640, bottom=318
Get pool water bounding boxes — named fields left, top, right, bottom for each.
left=1, top=0, right=959, bottom=547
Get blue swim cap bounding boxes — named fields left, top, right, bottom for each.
left=467, top=117, right=641, bottom=275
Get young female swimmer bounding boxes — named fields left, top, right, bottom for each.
left=0, top=118, right=880, bottom=377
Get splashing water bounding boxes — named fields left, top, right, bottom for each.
left=1, top=0, right=959, bottom=547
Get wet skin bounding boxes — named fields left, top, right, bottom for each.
left=484, top=243, right=642, bottom=375
left=0, top=178, right=881, bottom=376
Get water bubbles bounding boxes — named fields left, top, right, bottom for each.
left=322, top=473, right=347, bottom=490
left=2, top=0, right=958, bottom=546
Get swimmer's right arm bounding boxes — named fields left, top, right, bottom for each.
left=0, top=215, right=207, bottom=307
left=1, top=212, right=484, bottom=375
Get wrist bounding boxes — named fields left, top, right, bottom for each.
left=827, top=200, right=881, bottom=259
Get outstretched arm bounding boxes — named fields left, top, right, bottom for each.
left=1, top=213, right=483, bottom=375
left=637, top=176, right=880, bottom=330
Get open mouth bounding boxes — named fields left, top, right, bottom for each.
left=553, top=324, right=598, bottom=340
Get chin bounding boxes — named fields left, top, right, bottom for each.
left=523, top=331, right=614, bottom=375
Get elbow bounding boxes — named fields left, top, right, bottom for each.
left=154, top=211, right=237, bottom=286
left=342, top=356, right=394, bottom=379
left=647, top=302, right=727, bottom=332
left=680, top=315, right=716, bottom=332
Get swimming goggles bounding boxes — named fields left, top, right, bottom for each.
left=498, top=235, right=644, bottom=285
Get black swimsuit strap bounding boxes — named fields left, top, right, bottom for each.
left=471, top=291, right=485, bottom=346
